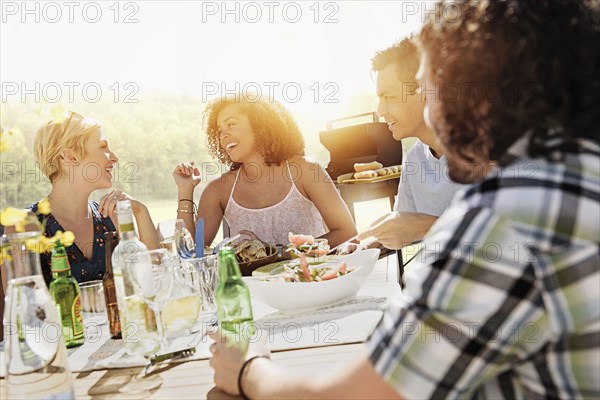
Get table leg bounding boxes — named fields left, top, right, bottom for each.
left=389, top=196, right=395, bottom=211
left=397, top=250, right=405, bottom=289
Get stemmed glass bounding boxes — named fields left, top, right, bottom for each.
left=157, top=219, right=195, bottom=259
left=131, top=249, right=175, bottom=354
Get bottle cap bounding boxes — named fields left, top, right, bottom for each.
left=116, top=200, right=134, bottom=225
left=219, top=246, right=235, bottom=255
left=116, top=200, right=132, bottom=214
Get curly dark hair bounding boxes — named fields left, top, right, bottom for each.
left=203, top=96, right=305, bottom=169
left=371, top=34, right=419, bottom=81
left=417, top=0, right=600, bottom=164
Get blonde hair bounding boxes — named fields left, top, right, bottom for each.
left=34, top=111, right=101, bottom=182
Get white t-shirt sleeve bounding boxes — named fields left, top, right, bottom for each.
left=395, top=140, right=464, bottom=216
left=395, top=148, right=418, bottom=213
left=395, top=173, right=417, bottom=212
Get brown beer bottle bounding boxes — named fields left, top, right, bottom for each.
left=103, top=231, right=122, bottom=339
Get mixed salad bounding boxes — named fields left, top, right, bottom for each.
left=276, top=253, right=354, bottom=282
left=287, top=232, right=329, bottom=256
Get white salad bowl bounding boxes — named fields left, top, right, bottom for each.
left=243, top=249, right=380, bottom=313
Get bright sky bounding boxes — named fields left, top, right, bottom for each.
left=1, top=0, right=425, bottom=143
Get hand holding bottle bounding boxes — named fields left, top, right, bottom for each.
left=98, top=189, right=148, bottom=219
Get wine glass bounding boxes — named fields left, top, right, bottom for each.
left=157, top=219, right=195, bottom=259
left=174, top=220, right=195, bottom=259
left=131, top=249, right=175, bottom=354
left=157, top=219, right=178, bottom=255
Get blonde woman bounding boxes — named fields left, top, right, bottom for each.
left=24, top=111, right=158, bottom=284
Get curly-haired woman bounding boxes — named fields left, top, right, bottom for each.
left=173, top=97, right=357, bottom=247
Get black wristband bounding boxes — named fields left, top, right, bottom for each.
left=238, top=355, right=268, bottom=400
left=178, top=198, right=195, bottom=203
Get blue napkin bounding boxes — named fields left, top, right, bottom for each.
left=195, top=218, right=204, bottom=258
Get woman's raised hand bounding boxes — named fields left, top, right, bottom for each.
left=173, top=161, right=202, bottom=189
left=98, top=189, right=148, bottom=219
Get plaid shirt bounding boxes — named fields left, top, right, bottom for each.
left=367, top=137, right=600, bottom=399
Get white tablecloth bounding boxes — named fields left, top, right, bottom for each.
left=2, top=255, right=401, bottom=374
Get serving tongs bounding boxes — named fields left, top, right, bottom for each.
left=271, top=236, right=374, bottom=276
left=144, top=321, right=218, bottom=374
left=143, top=347, right=196, bottom=375
left=150, top=347, right=196, bottom=366
left=212, top=234, right=242, bottom=254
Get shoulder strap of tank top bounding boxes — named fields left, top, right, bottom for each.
left=228, top=168, right=242, bottom=204
left=285, top=160, right=299, bottom=190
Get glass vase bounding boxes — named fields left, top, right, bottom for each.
left=1, top=232, right=75, bottom=400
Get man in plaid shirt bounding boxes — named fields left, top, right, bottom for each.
left=367, top=131, right=600, bottom=398
left=209, top=1, right=599, bottom=398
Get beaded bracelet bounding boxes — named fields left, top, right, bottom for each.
left=177, top=209, right=194, bottom=214
left=238, top=355, right=269, bottom=400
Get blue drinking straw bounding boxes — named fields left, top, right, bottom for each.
left=195, top=218, right=204, bottom=258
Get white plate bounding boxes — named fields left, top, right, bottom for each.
left=243, top=249, right=380, bottom=313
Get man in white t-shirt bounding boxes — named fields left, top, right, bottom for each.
left=359, top=37, right=464, bottom=249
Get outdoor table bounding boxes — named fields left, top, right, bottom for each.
left=1, top=253, right=401, bottom=399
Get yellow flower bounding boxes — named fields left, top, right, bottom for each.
left=1, top=203, right=76, bottom=255
left=38, top=197, right=52, bottom=215
left=61, top=231, right=75, bottom=247
left=39, top=236, right=55, bottom=253
left=48, top=232, right=60, bottom=245
left=0, top=246, right=11, bottom=264
left=0, top=207, right=28, bottom=227
left=15, top=219, right=28, bottom=233
left=25, top=237, right=43, bottom=253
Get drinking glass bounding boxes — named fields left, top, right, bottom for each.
left=131, top=249, right=174, bottom=353
left=183, top=255, right=219, bottom=313
left=162, top=261, right=202, bottom=332
left=78, top=280, right=107, bottom=325
left=2, top=232, right=75, bottom=399
left=157, top=219, right=195, bottom=259
left=200, top=255, right=219, bottom=313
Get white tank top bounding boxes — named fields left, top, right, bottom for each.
left=223, top=161, right=327, bottom=245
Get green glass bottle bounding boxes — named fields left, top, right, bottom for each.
left=49, top=241, right=85, bottom=348
left=215, top=246, right=254, bottom=353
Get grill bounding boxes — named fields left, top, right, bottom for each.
left=319, top=112, right=403, bottom=179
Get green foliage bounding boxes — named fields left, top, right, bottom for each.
left=0, top=95, right=210, bottom=209
left=0, top=93, right=379, bottom=211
